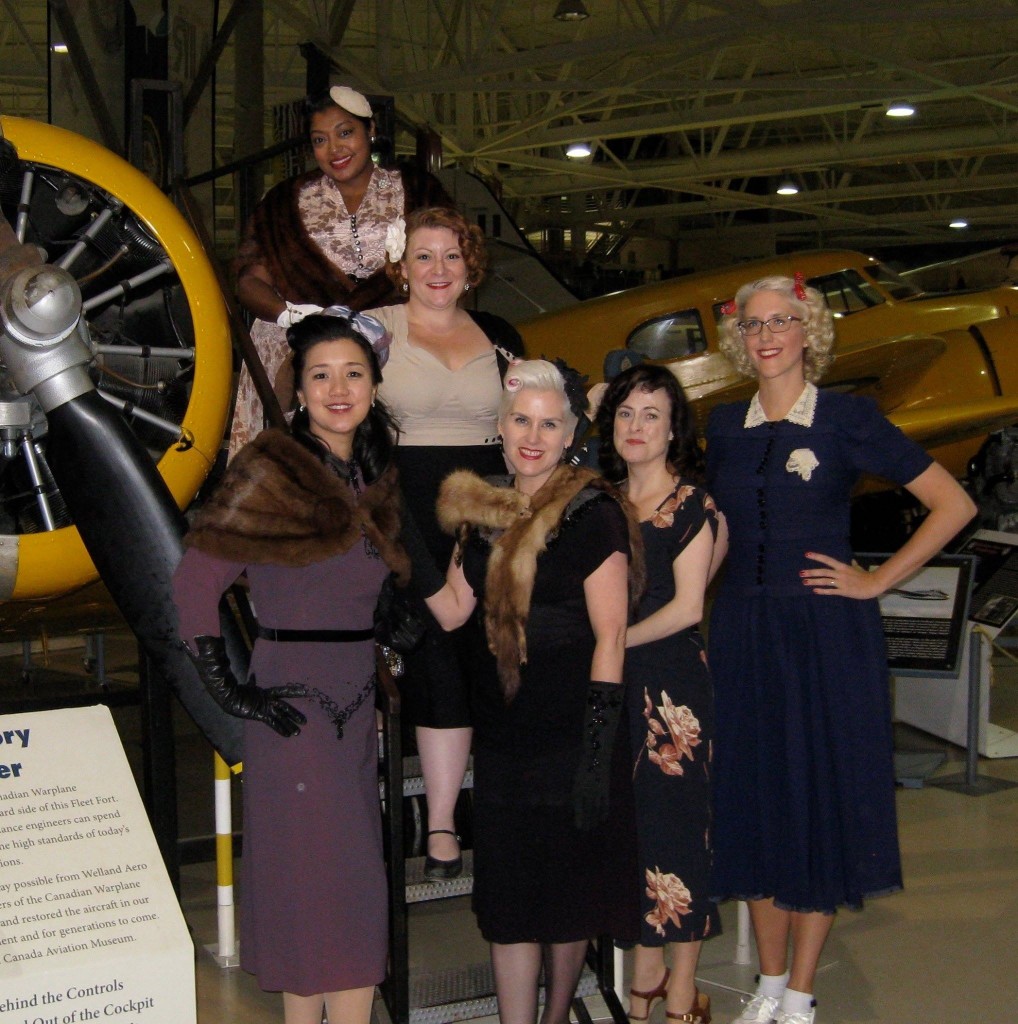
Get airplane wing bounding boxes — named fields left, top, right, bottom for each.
left=658, top=333, right=951, bottom=430
left=888, top=398, right=1018, bottom=450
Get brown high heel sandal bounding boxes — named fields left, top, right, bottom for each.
left=665, top=988, right=711, bottom=1024
left=628, top=967, right=670, bottom=1022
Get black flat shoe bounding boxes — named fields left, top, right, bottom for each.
left=424, top=829, right=463, bottom=879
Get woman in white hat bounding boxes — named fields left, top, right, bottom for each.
left=231, top=85, right=453, bottom=457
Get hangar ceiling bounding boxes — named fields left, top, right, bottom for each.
left=3, top=1, right=1018, bottom=265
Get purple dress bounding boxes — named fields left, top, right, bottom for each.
left=173, top=540, right=388, bottom=995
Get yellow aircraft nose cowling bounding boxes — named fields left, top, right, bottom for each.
left=0, top=115, right=232, bottom=602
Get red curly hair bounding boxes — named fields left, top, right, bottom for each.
left=386, top=206, right=488, bottom=291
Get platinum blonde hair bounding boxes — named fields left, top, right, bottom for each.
left=498, top=359, right=578, bottom=436
left=718, top=274, right=836, bottom=383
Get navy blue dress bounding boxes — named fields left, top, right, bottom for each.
left=626, top=483, right=721, bottom=946
left=705, top=388, right=931, bottom=913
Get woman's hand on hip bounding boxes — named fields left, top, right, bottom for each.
left=800, top=551, right=882, bottom=600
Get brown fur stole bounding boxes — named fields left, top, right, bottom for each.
left=185, top=429, right=410, bottom=582
left=436, top=464, right=644, bottom=699
left=232, top=165, right=454, bottom=310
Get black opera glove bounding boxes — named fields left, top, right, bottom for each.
left=572, top=680, right=624, bottom=831
left=179, top=635, right=308, bottom=738
left=374, top=573, right=428, bottom=655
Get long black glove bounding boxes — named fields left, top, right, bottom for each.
left=572, top=680, right=624, bottom=831
left=178, top=635, right=307, bottom=738
left=374, top=573, right=428, bottom=654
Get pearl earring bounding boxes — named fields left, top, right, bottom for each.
left=299, top=404, right=306, bottom=412
left=464, top=282, right=470, bottom=291
left=402, top=282, right=408, bottom=292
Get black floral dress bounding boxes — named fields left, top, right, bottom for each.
left=625, top=482, right=721, bottom=946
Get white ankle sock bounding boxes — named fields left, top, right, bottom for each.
left=757, top=971, right=789, bottom=998
left=781, top=988, right=816, bottom=1015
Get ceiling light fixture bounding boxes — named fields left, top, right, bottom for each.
left=775, top=179, right=799, bottom=196
left=949, top=219, right=969, bottom=229
left=886, top=100, right=916, bottom=117
left=554, top=1, right=590, bottom=21
left=566, top=142, right=591, bottom=158
left=50, top=43, right=69, bottom=54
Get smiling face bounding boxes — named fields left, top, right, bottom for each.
left=296, top=337, right=376, bottom=459
left=740, top=289, right=808, bottom=386
left=309, top=106, right=374, bottom=194
left=613, top=386, right=672, bottom=469
left=499, top=388, right=574, bottom=494
left=402, top=226, right=468, bottom=310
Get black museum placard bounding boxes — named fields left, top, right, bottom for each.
left=855, top=553, right=975, bottom=677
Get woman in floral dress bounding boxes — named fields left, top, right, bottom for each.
left=231, top=85, right=450, bottom=457
left=597, top=363, right=728, bottom=1024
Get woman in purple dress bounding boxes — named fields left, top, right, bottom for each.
left=173, top=311, right=409, bottom=1024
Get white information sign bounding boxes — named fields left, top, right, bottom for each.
left=0, top=705, right=195, bottom=1024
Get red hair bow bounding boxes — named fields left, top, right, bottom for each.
left=793, top=272, right=807, bottom=301
left=720, top=299, right=737, bottom=316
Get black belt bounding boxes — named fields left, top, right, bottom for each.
left=256, top=625, right=375, bottom=643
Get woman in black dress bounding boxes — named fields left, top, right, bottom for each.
left=597, top=364, right=726, bottom=1024
left=423, top=359, right=642, bottom=1024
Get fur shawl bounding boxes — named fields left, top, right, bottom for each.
left=436, top=464, right=644, bottom=698
left=233, top=164, right=453, bottom=310
left=185, top=429, right=410, bottom=582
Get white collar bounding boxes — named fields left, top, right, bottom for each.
left=744, top=382, right=818, bottom=428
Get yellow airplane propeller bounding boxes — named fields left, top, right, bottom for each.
left=0, top=115, right=232, bottom=602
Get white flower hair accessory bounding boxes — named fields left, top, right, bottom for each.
left=786, top=448, right=819, bottom=481
left=384, top=216, right=407, bottom=263
left=329, top=85, right=372, bottom=119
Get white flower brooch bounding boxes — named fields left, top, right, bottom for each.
left=786, top=448, right=819, bottom=481
left=384, top=216, right=406, bottom=263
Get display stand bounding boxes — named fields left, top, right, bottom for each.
left=926, top=626, right=1018, bottom=795
left=895, top=528, right=1018, bottom=761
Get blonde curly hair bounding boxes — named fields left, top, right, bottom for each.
left=718, top=274, right=835, bottom=383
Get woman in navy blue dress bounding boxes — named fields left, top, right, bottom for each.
left=597, top=364, right=727, bottom=1024
left=706, top=274, right=975, bottom=1024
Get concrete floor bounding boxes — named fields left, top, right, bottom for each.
left=3, top=632, right=1018, bottom=1024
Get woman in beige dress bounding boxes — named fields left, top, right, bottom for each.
left=366, top=206, right=523, bottom=877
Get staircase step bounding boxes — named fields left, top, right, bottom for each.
left=380, top=755, right=475, bottom=800
left=406, top=851, right=475, bottom=903
left=401, top=755, right=474, bottom=797
left=407, top=962, right=601, bottom=1024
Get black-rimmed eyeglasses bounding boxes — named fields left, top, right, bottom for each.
left=737, top=315, right=802, bottom=336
